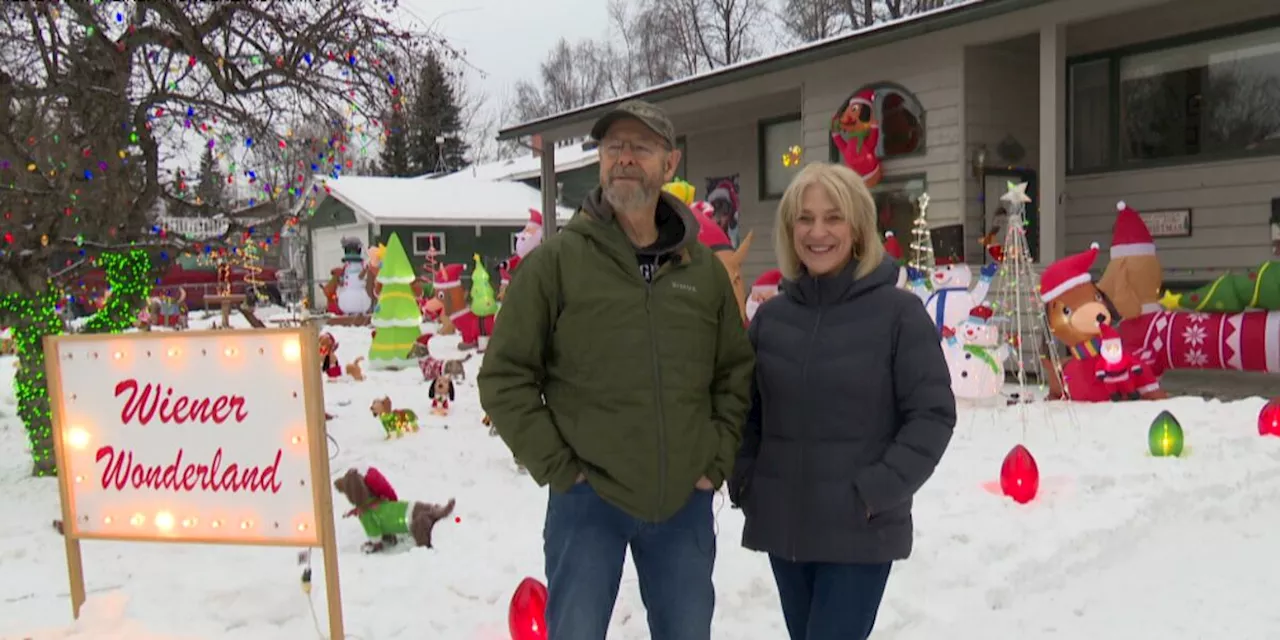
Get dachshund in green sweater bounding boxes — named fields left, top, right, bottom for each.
left=333, top=468, right=455, bottom=553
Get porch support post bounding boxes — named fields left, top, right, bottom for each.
left=1038, top=22, right=1067, bottom=263
left=540, top=136, right=558, bottom=235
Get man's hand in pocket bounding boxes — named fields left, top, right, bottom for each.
left=695, top=476, right=714, bottom=491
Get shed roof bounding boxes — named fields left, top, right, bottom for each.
left=317, top=174, right=574, bottom=227
left=497, top=0, right=1051, bottom=140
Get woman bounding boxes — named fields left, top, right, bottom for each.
left=728, top=162, right=956, bottom=639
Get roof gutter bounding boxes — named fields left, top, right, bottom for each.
left=497, top=0, right=1053, bottom=140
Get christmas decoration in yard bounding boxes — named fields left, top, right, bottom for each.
left=999, top=444, right=1039, bottom=504
left=1094, top=324, right=1145, bottom=401
left=436, top=263, right=484, bottom=349
left=1100, top=201, right=1274, bottom=377
left=746, top=269, right=783, bottom=323
left=470, top=254, right=499, bottom=318
left=242, top=239, right=266, bottom=303
left=906, top=192, right=935, bottom=281
left=943, top=305, right=1010, bottom=402
left=1, top=250, right=151, bottom=476
left=509, top=577, right=549, bottom=640
left=830, top=88, right=883, bottom=187
left=1148, top=410, right=1185, bottom=457
left=662, top=178, right=696, bottom=206
left=883, top=232, right=907, bottom=288
left=332, top=467, right=455, bottom=554
left=336, top=236, right=374, bottom=315
left=429, top=375, right=455, bottom=415
left=319, top=332, right=342, bottom=379
left=1259, top=398, right=1280, bottom=437
left=368, top=233, right=423, bottom=367
left=1160, top=260, right=1280, bottom=312
left=369, top=396, right=419, bottom=439
left=515, top=209, right=546, bottom=260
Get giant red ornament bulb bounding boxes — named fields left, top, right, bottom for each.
left=1260, top=398, right=1280, bottom=437
left=509, top=576, right=548, bottom=640
left=999, top=444, right=1039, bottom=504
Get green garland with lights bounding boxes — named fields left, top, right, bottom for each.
left=0, top=250, right=151, bottom=477
left=83, top=250, right=153, bottom=334
left=0, top=287, right=65, bottom=476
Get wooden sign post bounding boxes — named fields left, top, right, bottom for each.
left=43, top=325, right=344, bottom=639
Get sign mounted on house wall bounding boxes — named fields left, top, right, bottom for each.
left=830, top=83, right=927, bottom=188
left=1139, top=209, right=1192, bottom=238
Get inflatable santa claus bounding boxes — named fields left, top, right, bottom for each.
left=746, top=269, right=782, bottom=323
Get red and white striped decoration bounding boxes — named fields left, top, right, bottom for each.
left=1120, top=309, right=1280, bottom=376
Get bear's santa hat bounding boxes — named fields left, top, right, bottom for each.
left=1110, top=201, right=1156, bottom=259
left=751, top=269, right=783, bottom=294
left=967, top=305, right=993, bottom=325
left=882, top=232, right=903, bottom=262
left=434, top=263, right=465, bottom=290
left=1039, top=243, right=1099, bottom=303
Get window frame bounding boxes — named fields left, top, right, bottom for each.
left=757, top=112, right=804, bottom=201
left=411, top=231, right=446, bottom=256
left=1066, top=16, right=1280, bottom=175
left=675, top=135, right=688, bottom=180
left=509, top=231, right=520, bottom=255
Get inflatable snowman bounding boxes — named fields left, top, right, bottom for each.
left=336, top=237, right=373, bottom=315
left=907, top=257, right=999, bottom=335
left=943, top=305, right=1009, bottom=401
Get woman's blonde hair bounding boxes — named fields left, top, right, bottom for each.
left=773, top=162, right=885, bottom=281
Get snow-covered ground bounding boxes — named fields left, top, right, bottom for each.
left=2, top=308, right=1279, bottom=639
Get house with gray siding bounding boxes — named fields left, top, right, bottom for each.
left=498, top=0, right=1280, bottom=290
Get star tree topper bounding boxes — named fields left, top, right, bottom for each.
left=1001, top=181, right=1032, bottom=206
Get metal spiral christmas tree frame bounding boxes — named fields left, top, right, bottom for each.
left=987, top=181, right=1078, bottom=436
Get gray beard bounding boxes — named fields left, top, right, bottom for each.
left=604, top=181, right=658, bottom=213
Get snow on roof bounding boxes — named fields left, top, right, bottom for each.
left=499, top=0, right=994, bottom=137
left=436, top=142, right=599, bottom=182
left=318, top=174, right=574, bottom=227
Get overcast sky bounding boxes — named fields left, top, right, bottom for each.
left=399, top=0, right=611, bottom=133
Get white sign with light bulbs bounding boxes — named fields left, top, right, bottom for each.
left=49, top=330, right=320, bottom=545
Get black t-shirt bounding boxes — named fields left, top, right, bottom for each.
left=635, top=204, right=684, bottom=283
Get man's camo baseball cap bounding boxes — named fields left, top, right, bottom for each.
left=590, top=100, right=676, bottom=149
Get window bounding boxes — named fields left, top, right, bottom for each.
left=411, top=232, right=445, bottom=256
left=870, top=176, right=926, bottom=243
left=1069, top=23, right=1280, bottom=172
left=758, top=114, right=803, bottom=199
left=675, top=136, right=688, bottom=180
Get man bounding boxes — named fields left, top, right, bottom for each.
left=478, top=100, right=754, bottom=640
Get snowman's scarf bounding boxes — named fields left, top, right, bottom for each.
left=962, top=344, right=1001, bottom=376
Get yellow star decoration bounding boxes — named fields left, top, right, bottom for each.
left=781, top=145, right=802, bottom=167
left=1158, top=289, right=1183, bottom=310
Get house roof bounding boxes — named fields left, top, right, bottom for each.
left=318, top=174, right=575, bottom=227
left=436, top=142, right=599, bottom=182
left=497, top=0, right=1052, bottom=140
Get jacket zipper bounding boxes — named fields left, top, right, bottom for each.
left=790, top=288, right=824, bottom=562
left=646, top=268, right=668, bottom=522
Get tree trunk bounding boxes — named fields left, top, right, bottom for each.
left=1, top=275, right=66, bottom=477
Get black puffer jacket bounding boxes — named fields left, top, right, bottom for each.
left=729, top=256, right=955, bottom=564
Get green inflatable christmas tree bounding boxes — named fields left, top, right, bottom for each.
left=469, top=253, right=499, bottom=318
left=368, top=233, right=422, bottom=367
left=1164, top=260, right=1280, bottom=312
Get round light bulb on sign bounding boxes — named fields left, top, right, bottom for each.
left=66, top=427, right=90, bottom=450
left=282, top=340, right=302, bottom=362
left=155, top=511, right=175, bottom=532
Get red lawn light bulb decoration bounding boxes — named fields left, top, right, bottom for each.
left=999, top=444, right=1039, bottom=504
left=1259, top=398, right=1280, bottom=437
left=509, top=576, right=548, bottom=640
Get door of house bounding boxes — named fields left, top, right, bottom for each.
left=981, top=168, right=1039, bottom=264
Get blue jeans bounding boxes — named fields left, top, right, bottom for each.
left=544, top=482, right=716, bottom=640
left=769, top=555, right=892, bottom=640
